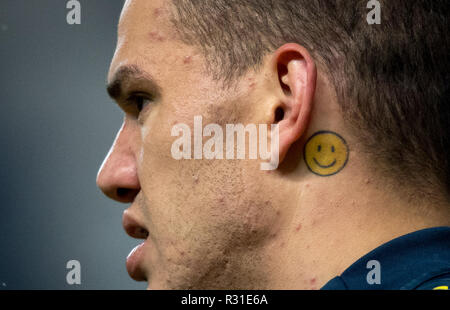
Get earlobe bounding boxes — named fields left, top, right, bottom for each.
left=273, top=43, right=317, bottom=164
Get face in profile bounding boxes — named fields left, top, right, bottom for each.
left=96, top=0, right=284, bottom=289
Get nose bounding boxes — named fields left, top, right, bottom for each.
left=96, top=118, right=140, bottom=203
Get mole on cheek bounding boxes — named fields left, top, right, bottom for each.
left=153, top=8, right=164, bottom=17
left=247, top=77, right=256, bottom=89
left=149, top=31, right=165, bottom=42
left=183, top=56, right=192, bottom=64
left=192, top=174, right=199, bottom=184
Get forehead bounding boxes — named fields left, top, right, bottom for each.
left=107, top=0, right=238, bottom=120
left=108, top=0, right=182, bottom=82
left=118, top=0, right=172, bottom=36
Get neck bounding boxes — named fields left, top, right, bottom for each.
left=264, top=156, right=450, bottom=289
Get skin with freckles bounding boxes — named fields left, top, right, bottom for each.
left=97, top=0, right=450, bottom=290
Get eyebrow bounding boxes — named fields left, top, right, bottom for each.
left=106, top=64, right=161, bottom=101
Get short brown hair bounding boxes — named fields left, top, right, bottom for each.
left=171, top=0, right=450, bottom=200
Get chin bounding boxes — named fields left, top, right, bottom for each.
left=146, top=279, right=169, bottom=290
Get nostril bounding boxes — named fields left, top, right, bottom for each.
left=117, top=188, right=130, bottom=198
left=116, top=188, right=140, bottom=203
left=131, top=227, right=149, bottom=239
left=139, top=228, right=149, bottom=239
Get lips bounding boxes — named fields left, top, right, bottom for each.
left=126, top=240, right=148, bottom=281
left=122, top=211, right=149, bottom=281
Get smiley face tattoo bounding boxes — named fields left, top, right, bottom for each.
left=304, top=131, right=349, bottom=177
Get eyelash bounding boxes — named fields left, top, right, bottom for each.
left=126, top=93, right=153, bottom=114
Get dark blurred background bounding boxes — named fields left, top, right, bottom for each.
left=0, top=0, right=146, bottom=289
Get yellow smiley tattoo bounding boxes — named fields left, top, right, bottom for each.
left=304, top=131, right=349, bottom=177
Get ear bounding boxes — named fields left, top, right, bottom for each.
left=272, top=43, right=317, bottom=164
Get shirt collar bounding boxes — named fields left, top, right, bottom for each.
left=321, top=226, right=450, bottom=290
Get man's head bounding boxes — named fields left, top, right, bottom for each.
left=97, top=0, right=450, bottom=289
left=171, top=0, right=450, bottom=197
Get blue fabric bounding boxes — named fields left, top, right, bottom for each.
left=321, top=227, right=450, bottom=290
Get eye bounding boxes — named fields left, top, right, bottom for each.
left=318, top=145, right=322, bottom=152
left=331, top=145, right=335, bottom=153
left=126, top=93, right=153, bottom=114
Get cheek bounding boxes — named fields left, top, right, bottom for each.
left=137, top=109, right=185, bottom=239
left=192, top=163, right=281, bottom=249
left=140, top=130, right=278, bottom=247
left=136, top=87, right=280, bottom=284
